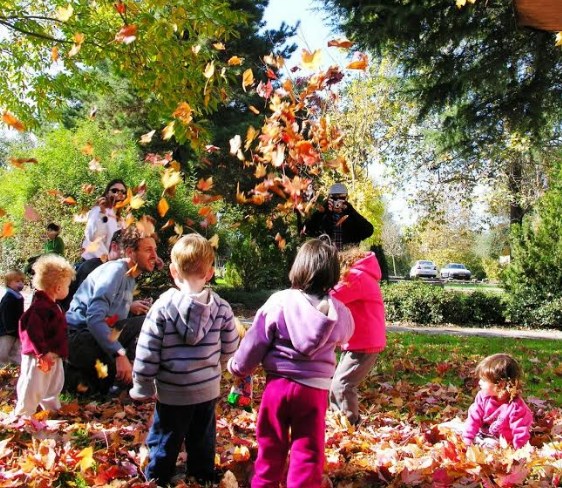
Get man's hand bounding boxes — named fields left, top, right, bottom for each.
left=129, top=299, right=151, bottom=315
left=328, top=197, right=348, bottom=214
left=115, top=355, right=133, bottom=384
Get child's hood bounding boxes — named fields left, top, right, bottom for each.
left=278, top=289, right=346, bottom=356
left=349, top=251, right=381, bottom=281
left=157, top=287, right=218, bottom=345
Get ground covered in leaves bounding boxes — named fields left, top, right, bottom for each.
left=1, top=334, right=562, bottom=487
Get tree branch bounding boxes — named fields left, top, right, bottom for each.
left=0, top=19, right=71, bottom=44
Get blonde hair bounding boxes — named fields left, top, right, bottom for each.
left=4, top=269, right=25, bottom=287
left=32, top=254, right=76, bottom=292
left=476, top=353, right=523, bottom=402
left=171, top=233, right=214, bottom=279
left=338, top=246, right=369, bottom=280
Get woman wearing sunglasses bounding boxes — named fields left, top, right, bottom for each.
left=81, top=179, right=128, bottom=261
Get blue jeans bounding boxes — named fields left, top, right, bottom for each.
left=145, top=399, right=217, bottom=486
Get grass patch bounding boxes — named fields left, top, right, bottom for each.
left=444, top=282, right=504, bottom=294
left=380, top=331, right=562, bottom=406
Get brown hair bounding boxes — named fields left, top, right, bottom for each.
left=171, top=233, right=215, bottom=279
left=475, top=353, right=523, bottom=402
left=338, top=246, right=369, bottom=281
left=4, top=269, right=25, bottom=287
left=289, top=237, right=340, bottom=296
left=32, top=254, right=75, bottom=292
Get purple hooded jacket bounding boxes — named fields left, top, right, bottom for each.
left=228, top=289, right=354, bottom=389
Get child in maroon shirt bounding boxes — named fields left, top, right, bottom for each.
left=15, top=254, right=75, bottom=417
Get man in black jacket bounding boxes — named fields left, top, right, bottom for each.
left=298, top=183, right=373, bottom=250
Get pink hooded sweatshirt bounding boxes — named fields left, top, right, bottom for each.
left=463, top=391, right=533, bottom=448
left=330, top=252, right=386, bottom=353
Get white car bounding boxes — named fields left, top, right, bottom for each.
left=409, top=260, right=438, bottom=279
left=440, top=263, right=471, bottom=280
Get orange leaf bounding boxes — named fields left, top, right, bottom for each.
left=37, top=355, right=54, bottom=372
left=173, top=102, right=193, bottom=125
left=105, top=314, right=119, bottom=327
left=136, top=215, right=156, bottom=237
left=51, top=46, right=59, bottom=62
left=242, top=68, right=254, bottom=92
left=95, top=359, right=108, bottom=379
left=62, top=196, right=77, bottom=205
left=346, top=52, right=369, bottom=70
left=80, top=142, right=94, bottom=155
left=275, top=233, right=286, bottom=251
left=81, top=183, right=96, bottom=194
left=157, top=197, right=169, bottom=217
left=227, top=56, right=244, bottom=66
left=236, top=183, right=247, bottom=204
left=115, top=24, right=137, bottom=44
left=197, top=177, right=213, bottom=192
left=254, top=163, right=267, bottom=179
left=1, top=222, right=15, bottom=238
left=327, top=38, right=354, bottom=49
left=248, top=105, right=260, bottom=115
left=301, top=49, right=323, bottom=70
left=9, top=157, right=37, bottom=169
left=114, top=1, right=126, bottom=14
left=2, top=112, right=25, bottom=132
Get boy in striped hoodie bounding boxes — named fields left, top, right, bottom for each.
left=130, top=233, right=239, bottom=486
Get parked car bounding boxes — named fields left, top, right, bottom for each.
left=440, top=263, right=472, bottom=280
left=409, top=260, right=438, bottom=279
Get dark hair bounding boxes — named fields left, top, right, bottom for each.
left=289, top=237, right=340, bottom=296
left=103, top=178, right=127, bottom=197
left=47, top=222, right=60, bottom=232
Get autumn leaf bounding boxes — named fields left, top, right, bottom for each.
left=78, top=446, right=95, bottom=472
left=95, top=359, right=108, bottom=379
left=139, top=130, right=155, bottom=145
left=227, top=56, right=244, bottom=66
left=160, top=219, right=175, bottom=231
left=162, top=167, right=182, bottom=191
left=0, top=208, right=6, bottom=218
left=236, top=184, right=247, bottom=204
left=162, top=121, right=175, bottom=140
left=248, top=105, right=260, bottom=115
left=256, top=80, right=273, bottom=99
left=126, top=263, right=139, bottom=276
left=346, top=52, right=369, bottom=70
left=105, top=314, right=119, bottom=328
left=114, top=1, right=126, bottom=14
left=2, top=112, right=25, bottom=132
left=242, top=68, right=254, bottom=92
left=88, top=157, right=105, bottom=172
left=56, top=4, right=74, bottom=21
left=37, top=355, right=54, bottom=372
left=136, top=215, right=156, bottom=237
left=197, top=177, right=213, bottom=192
left=115, top=24, right=137, bottom=44
left=275, top=233, right=286, bottom=251
left=62, top=196, right=77, bottom=205
left=254, top=163, right=267, bottom=179
left=24, top=205, right=40, bottom=222
left=327, top=38, right=354, bottom=49
left=208, top=234, right=219, bottom=249
left=157, top=197, right=169, bottom=217
left=556, top=32, right=562, bottom=47
left=263, top=53, right=284, bottom=69
left=301, top=49, right=323, bottom=70
left=80, top=142, right=94, bottom=155
left=51, top=46, right=59, bottom=62
left=9, top=157, right=37, bottom=168
left=173, top=102, right=193, bottom=125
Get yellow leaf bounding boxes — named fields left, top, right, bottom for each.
left=204, top=61, right=215, bottom=79
left=2, top=112, right=25, bottom=132
left=56, top=4, right=73, bottom=21
left=212, top=42, right=225, bottom=50
left=136, top=215, right=156, bottom=237
left=51, top=46, right=59, bottom=62
left=208, top=234, right=219, bottom=249
left=556, top=32, right=562, bottom=47
left=248, top=105, right=260, bottom=115
left=227, top=56, right=244, bottom=66
left=157, top=197, right=169, bottom=217
left=254, top=163, right=267, bottom=179
left=73, top=32, right=85, bottom=44
left=229, top=134, right=242, bottom=155
left=78, top=446, right=95, bottom=472
left=174, top=222, right=183, bottom=236
left=191, top=44, right=201, bottom=55
left=242, top=68, right=254, bottom=92
left=139, top=130, right=155, bottom=145
left=245, top=125, right=258, bottom=151
left=95, top=359, right=108, bottom=379
left=301, top=49, right=323, bottom=70
left=161, top=121, right=175, bottom=140
left=233, top=445, right=250, bottom=462
left=130, top=194, right=145, bottom=210
left=275, top=233, right=286, bottom=251
left=162, top=167, right=182, bottom=190
left=456, top=0, right=467, bottom=7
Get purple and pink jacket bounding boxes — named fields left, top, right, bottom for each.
left=330, top=252, right=386, bottom=353
left=228, top=289, right=354, bottom=390
left=19, top=291, right=68, bottom=359
left=463, top=391, right=533, bottom=448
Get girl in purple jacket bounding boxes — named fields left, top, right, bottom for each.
left=330, top=247, right=386, bottom=426
left=228, top=238, right=354, bottom=488
left=463, top=353, right=533, bottom=449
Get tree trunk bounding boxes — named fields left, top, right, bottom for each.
left=508, top=159, right=525, bottom=226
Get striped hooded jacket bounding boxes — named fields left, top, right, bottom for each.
left=130, top=287, right=239, bottom=405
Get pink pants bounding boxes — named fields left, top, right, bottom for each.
left=252, top=376, right=328, bottom=488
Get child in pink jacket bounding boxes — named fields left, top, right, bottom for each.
left=329, top=247, right=386, bottom=425
left=463, top=353, right=533, bottom=449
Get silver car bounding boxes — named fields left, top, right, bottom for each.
left=440, top=263, right=471, bottom=280
left=409, top=260, right=438, bottom=278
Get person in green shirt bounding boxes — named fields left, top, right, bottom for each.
left=43, top=223, right=65, bottom=256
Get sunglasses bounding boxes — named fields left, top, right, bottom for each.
left=330, top=194, right=347, bottom=201
left=109, top=188, right=127, bottom=195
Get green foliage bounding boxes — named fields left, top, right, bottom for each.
left=382, top=281, right=505, bottom=326
left=0, top=120, right=199, bottom=272
left=503, top=158, right=562, bottom=328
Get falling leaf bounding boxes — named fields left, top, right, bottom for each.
left=95, top=359, right=108, bottom=379
left=24, top=205, right=40, bottom=221
left=88, top=157, right=105, bottom=172
left=162, top=167, right=182, bottom=191
left=275, top=233, right=286, bottom=251
left=139, top=130, right=155, bottom=145
left=85, top=237, right=103, bottom=254
left=205, top=144, right=220, bottom=153
left=114, top=1, right=126, bottom=14
left=266, top=68, right=277, bottom=80
left=0, top=208, right=5, bottom=217
left=162, top=121, right=175, bottom=140
left=68, top=43, right=81, bottom=57
left=256, top=80, right=273, bottom=99
left=212, top=42, right=225, bottom=50
left=254, top=163, right=267, bottom=179
left=56, top=4, right=74, bottom=21
left=191, top=44, right=201, bottom=55
left=301, top=49, right=323, bottom=70
left=129, top=194, right=145, bottom=210
left=327, top=38, right=354, bottom=49
left=242, top=68, right=254, bottom=92
left=115, top=24, right=137, bottom=44
left=37, top=355, right=54, bottom=372
left=9, top=157, right=37, bottom=168
left=62, top=196, right=77, bottom=205
left=161, top=219, right=175, bottom=231
left=1, top=222, right=15, bottom=238
left=157, top=197, right=169, bottom=217
left=346, top=52, right=368, bottom=70
left=2, top=112, right=25, bottom=132
left=80, top=142, right=94, bottom=156
left=204, top=61, right=215, bottom=79
left=229, top=134, right=242, bottom=155
left=51, top=46, right=59, bottom=62
left=556, top=32, right=562, bottom=47
left=105, top=314, right=119, bottom=328
left=197, top=177, right=213, bottom=192
left=208, top=234, right=219, bottom=248
left=227, top=56, right=244, bottom=66
left=126, top=263, right=139, bottom=276
left=136, top=215, right=156, bottom=237
left=173, top=102, right=193, bottom=125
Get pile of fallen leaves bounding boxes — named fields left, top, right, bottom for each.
left=0, top=360, right=561, bottom=487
